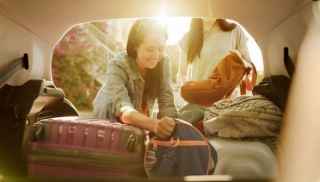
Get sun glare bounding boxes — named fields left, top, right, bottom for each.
left=154, top=3, right=191, bottom=45
left=154, top=16, right=191, bottom=45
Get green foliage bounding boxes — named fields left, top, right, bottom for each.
left=52, top=22, right=118, bottom=111
left=52, top=55, right=101, bottom=111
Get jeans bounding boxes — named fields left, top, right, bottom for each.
left=178, top=104, right=205, bottom=124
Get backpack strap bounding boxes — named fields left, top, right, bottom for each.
left=151, top=138, right=208, bottom=148
left=240, top=61, right=257, bottom=95
left=284, top=47, right=295, bottom=77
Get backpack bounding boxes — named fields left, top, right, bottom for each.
left=253, top=75, right=291, bottom=111
left=181, top=50, right=256, bottom=106
left=0, top=80, right=42, bottom=176
left=144, top=119, right=217, bottom=177
left=252, top=47, right=294, bottom=111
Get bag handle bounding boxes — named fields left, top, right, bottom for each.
left=151, top=138, right=209, bottom=148
left=240, top=61, right=257, bottom=95
left=150, top=119, right=209, bottom=149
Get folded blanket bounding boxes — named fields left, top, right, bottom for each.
left=203, top=95, right=282, bottom=138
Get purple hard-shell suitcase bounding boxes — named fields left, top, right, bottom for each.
left=27, top=116, right=146, bottom=177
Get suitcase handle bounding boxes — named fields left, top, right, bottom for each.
left=32, top=124, right=45, bottom=141
left=126, top=134, right=137, bottom=152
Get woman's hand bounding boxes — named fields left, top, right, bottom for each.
left=153, top=117, right=176, bottom=139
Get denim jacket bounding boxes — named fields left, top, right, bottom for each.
left=93, top=53, right=177, bottom=121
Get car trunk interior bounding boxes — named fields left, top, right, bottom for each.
left=0, top=0, right=318, bottom=181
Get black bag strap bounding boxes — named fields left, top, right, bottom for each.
left=284, top=47, right=295, bottom=78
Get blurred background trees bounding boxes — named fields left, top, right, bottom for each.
left=52, top=20, right=131, bottom=111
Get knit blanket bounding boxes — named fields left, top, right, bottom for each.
left=203, top=95, right=283, bottom=139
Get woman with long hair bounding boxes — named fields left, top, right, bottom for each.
left=179, top=18, right=257, bottom=82
left=93, top=19, right=177, bottom=139
left=178, top=18, right=259, bottom=122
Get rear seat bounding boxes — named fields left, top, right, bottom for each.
left=209, top=137, right=277, bottom=179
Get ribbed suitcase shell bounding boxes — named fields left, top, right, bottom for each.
left=27, top=116, right=146, bottom=177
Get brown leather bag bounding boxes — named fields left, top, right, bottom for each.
left=181, top=51, right=256, bottom=106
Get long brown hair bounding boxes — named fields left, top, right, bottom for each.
left=187, top=18, right=237, bottom=64
left=187, top=18, right=203, bottom=64
left=127, top=19, right=167, bottom=100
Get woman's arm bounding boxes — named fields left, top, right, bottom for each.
left=236, top=24, right=260, bottom=65
left=177, top=33, right=189, bottom=84
left=121, top=111, right=175, bottom=139
left=158, top=58, right=178, bottom=119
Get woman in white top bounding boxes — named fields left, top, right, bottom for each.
left=178, top=18, right=260, bottom=123
left=179, top=18, right=258, bottom=82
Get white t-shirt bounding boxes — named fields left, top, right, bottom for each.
left=178, top=19, right=256, bottom=82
